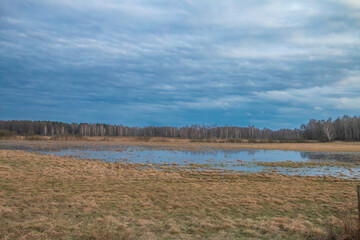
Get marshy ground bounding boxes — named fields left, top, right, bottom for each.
left=2, top=139, right=360, bottom=179
left=1, top=149, right=359, bottom=239
left=2, top=136, right=360, bottom=152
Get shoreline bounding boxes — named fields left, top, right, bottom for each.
left=1, top=138, right=360, bottom=152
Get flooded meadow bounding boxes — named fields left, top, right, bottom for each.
left=1, top=140, right=359, bottom=179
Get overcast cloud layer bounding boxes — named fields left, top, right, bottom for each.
left=1, top=0, right=360, bottom=129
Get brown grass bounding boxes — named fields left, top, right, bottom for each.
left=0, top=150, right=359, bottom=239
left=322, top=216, right=360, bottom=240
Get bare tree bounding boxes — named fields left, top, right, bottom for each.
left=323, top=118, right=335, bottom=141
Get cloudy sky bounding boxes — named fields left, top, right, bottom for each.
left=1, top=0, right=359, bottom=129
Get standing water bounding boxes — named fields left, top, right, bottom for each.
left=1, top=141, right=359, bottom=179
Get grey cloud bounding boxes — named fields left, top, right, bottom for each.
left=1, top=0, right=359, bottom=128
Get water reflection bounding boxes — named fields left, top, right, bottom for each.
left=300, top=151, right=360, bottom=162
left=1, top=141, right=359, bottom=164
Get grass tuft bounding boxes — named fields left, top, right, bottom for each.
left=323, top=217, right=360, bottom=240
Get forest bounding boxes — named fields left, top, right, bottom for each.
left=0, top=115, right=359, bottom=141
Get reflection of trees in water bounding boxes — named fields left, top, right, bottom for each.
left=184, top=149, right=260, bottom=157
left=301, top=151, right=360, bottom=163
left=300, top=152, right=307, bottom=159
left=247, top=150, right=257, bottom=156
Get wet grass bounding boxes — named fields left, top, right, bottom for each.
left=255, top=160, right=360, bottom=168
left=1, top=150, right=360, bottom=239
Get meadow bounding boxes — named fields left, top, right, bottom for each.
left=1, top=146, right=359, bottom=239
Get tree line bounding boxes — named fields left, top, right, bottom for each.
left=301, top=116, right=360, bottom=141
left=0, top=115, right=359, bottom=141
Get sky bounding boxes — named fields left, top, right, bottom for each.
left=1, top=0, right=360, bottom=129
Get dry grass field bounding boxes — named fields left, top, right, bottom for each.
left=1, top=150, right=359, bottom=239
